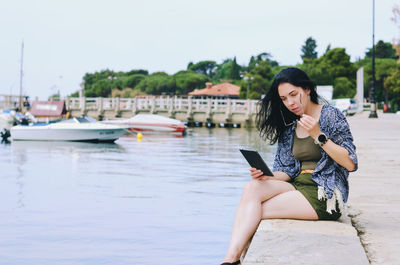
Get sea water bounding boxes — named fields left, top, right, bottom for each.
left=0, top=128, right=276, bottom=265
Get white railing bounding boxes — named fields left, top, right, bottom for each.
left=64, top=96, right=259, bottom=115
left=0, top=94, right=24, bottom=109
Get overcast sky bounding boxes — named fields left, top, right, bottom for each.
left=1, top=0, right=398, bottom=100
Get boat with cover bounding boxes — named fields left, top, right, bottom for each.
left=10, top=116, right=126, bottom=142
left=102, top=114, right=186, bottom=134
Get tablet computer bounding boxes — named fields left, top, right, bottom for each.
left=239, top=149, right=274, bottom=176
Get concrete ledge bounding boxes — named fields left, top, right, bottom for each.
left=242, top=215, right=369, bottom=265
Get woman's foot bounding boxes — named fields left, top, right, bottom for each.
left=220, top=259, right=240, bottom=265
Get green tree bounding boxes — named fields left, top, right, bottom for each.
left=83, top=69, right=114, bottom=94
left=325, top=44, right=331, bottom=53
left=301, top=37, right=318, bottom=61
left=136, top=72, right=176, bottom=95
left=174, top=71, right=210, bottom=94
left=250, top=60, right=274, bottom=80
left=384, top=64, right=400, bottom=111
left=333, top=77, right=356, bottom=98
left=188, top=60, right=217, bottom=77
left=81, top=69, right=132, bottom=97
left=254, top=52, right=279, bottom=67
left=214, top=58, right=233, bottom=80
left=248, top=56, right=257, bottom=72
left=69, top=91, right=79, bottom=97
left=125, top=74, right=146, bottom=89
left=88, top=79, right=112, bottom=97
left=365, top=40, right=398, bottom=59
left=239, top=61, right=274, bottom=99
left=126, top=69, right=149, bottom=76
left=303, top=48, right=355, bottom=85
left=229, top=56, right=241, bottom=80
left=362, top=58, right=399, bottom=103
left=385, top=65, right=400, bottom=93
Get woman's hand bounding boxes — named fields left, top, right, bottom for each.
left=297, top=114, right=321, bottom=139
left=298, top=114, right=356, bottom=171
left=249, top=168, right=274, bottom=181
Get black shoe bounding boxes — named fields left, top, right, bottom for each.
left=220, top=260, right=240, bottom=265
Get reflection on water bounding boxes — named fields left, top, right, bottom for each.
left=11, top=140, right=125, bottom=152
left=0, top=128, right=276, bottom=265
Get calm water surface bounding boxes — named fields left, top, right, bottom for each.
left=0, top=128, right=276, bottom=265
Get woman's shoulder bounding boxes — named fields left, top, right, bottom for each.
left=320, top=104, right=348, bottom=133
left=321, top=104, right=345, bottom=121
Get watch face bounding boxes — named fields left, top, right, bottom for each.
left=318, top=134, right=327, bottom=143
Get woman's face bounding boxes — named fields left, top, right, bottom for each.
left=278, top=82, right=309, bottom=116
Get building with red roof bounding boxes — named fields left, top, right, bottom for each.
left=188, top=82, right=240, bottom=99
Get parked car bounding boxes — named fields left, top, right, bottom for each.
left=330, top=98, right=358, bottom=116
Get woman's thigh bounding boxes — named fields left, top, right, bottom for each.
left=243, top=179, right=296, bottom=202
left=261, top=190, right=318, bottom=220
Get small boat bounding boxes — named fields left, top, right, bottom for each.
left=1, top=110, right=29, bottom=142
left=102, top=114, right=187, bottom=134
left=0, top=110, right=28, bottom=130
left=0, top=110, right=16, bottom=131
left=10, top=116, right=126, bottom=142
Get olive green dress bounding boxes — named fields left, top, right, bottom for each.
left=291, top=133, right=341, bottom=220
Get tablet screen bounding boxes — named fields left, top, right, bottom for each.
left=239, top=149, right=274, bottom=176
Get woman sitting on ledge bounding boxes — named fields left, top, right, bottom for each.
left=221, top=67, right=358, bottom=265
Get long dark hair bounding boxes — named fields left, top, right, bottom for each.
left=256, top=67, right=320, bottom=145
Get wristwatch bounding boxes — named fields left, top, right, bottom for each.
left=314, top=133, right=328, bottom=146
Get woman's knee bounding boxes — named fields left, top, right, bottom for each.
left=242, top=179, right=266, bottom=200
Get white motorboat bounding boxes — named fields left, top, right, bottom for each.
left=10, top=116, right=126, bottom=142
left=0, top=110, right=18, bottom=130
left=102, top=114, right=187, bottom=134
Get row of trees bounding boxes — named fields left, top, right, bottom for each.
left=73, top=37, right=400, bottom=111
left=75, top=54, right=275, bottom=98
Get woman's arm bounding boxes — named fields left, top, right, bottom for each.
left=272, top=171, right=291, bottom=181
left=319, top=139, right=356, bottom=171
left=250, top=168, right=291, bottom=181
left=298, top=114, right=356, bottom=171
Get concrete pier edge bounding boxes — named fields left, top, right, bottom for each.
left=242, top=211, right=369, bottom=265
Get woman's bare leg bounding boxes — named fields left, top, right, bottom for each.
left=222, top=179, right=295, bottom=263
left=261, top=190, right=318, bottom=220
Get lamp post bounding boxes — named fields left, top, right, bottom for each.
left=79, top=82, right=84, bottom=98
left=108, top=75, right=117, bottom=97
left=243, top=76, right=254, bottom=99
left=369, top=0, right=378, bottom=118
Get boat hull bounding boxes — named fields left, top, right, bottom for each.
left=10, top=126, right=126, bottom=142
left=111, top=122, right=185, bottom=133
left=102, top=114, right=187, bottom=134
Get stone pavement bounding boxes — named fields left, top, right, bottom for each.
left=242, top=111, right=400, bottom=265
left=346, top=111, right=400, bottom=265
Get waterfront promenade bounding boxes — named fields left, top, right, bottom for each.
left=242, top=110, right=400, bottom=264
left=346, top=110, right=400, bottom=264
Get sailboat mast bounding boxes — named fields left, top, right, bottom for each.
left=19, top=41, right=24, bottom=110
